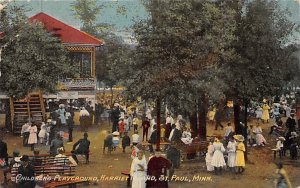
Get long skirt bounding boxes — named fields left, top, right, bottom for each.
left=227, top=152, right=236, bottom=167
left=132, top=171, right=146, bottom=188
left=255, top=134, right=266, bottom=145
left=28, top=133, right=37, bottom=144
left=235, top=151, right=245, bottom=167
left=205, top=153, right=214, bottom=171
left=211, top=150, right=226, bottom=167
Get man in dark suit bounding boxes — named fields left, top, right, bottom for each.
left=0, top=138, right=8, bottom=165
left=72, top=132, right=90, bottom=164
left=148, top=125, right=158, bottom=153
left=16, top=155, right=36, bottom=188
left=142, top=117, right=150, bottom=141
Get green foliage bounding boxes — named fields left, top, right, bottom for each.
left=96, top=33, right=134, bottom=88
left=71, top=0, right=133, bottom=91
left=70, top=0, right=103, bottom=36
left=224, top=0, right=299, bottom=100
left=127, top=0, right=236, bottom=112
left=0, top=4, right=75, bottom=99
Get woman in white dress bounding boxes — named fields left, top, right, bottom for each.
left=227, top=137, right=236, bottom=172
left=253, top=124, right=267, bottom=146
left=130, top=150, right=147, bottom=188
left=211, top=137, right=226, bottom=174
left=38, top=122, right=47, bottom=144
left=205, top=139, right=214, bottom=172
left=56, top=105, right=67, bottom=126
left=28, top=123, right=38, bottom=151
left=181, top=128, right=193, bottom=144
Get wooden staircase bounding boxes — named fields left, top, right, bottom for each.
left=10, top=92, right=46, bottom=135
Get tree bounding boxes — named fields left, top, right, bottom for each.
left=72, top=0, right=134, bottom=107
left=70, top=0, right=103, bottom=36
left=222, top=0, right=299, bottom=161
left=0, top=4, right=75, bottom=99
left=127, top=0, right=237, bottom=140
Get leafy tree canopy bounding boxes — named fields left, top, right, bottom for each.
left=224, top=0, right=299, bottom=101
left=126, top=0, right=237, bottom=113
left=0, top=4, right=75, bottom=99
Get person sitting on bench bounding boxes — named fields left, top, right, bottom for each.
left=72, top=133, right=90, bottom=164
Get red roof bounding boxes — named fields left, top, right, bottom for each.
left=29, top=12, right=103, bottom=46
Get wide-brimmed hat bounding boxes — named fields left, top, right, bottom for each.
left=112, top=131, right=120, bottom=136
left=14, top=157, right=21, bottom=162
left=20, top=155, right=29, bottom=162
left=233, top=135, right=245, bottom=142
left=59, top=104, right=65, bottom=108
left=57, top=147, right=65, bottom=153
left=291, top=132, right=298, bottom=138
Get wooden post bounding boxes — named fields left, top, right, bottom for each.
left=156, top=97, right=161, bottom=151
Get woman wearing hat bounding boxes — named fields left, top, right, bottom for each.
left=211, top=136, right=226, bottom=174
left=234, top=135, right=246, bottom=174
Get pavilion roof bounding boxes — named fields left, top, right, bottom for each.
left=29, top=12, right=103, bottom=46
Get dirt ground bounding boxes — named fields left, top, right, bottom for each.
left=1, top=118, right=300, bottom=188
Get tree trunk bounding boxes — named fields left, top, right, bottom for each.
left=5, top=99, right=11, bottom=131
left=234, top=102, right=242, bottom=134
left=156, top=97, right=161, bottom=151
left=110, top=86, right=114, bottom=107
left=189, top=113, right=198, bottom=138
left=244, top=100, right=249, bottom=161
left=198, top=97, right=207, bottom=140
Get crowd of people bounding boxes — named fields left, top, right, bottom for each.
left=0, top=94, right=299, bottom=188
left=205, top=134, right=246, bottom=175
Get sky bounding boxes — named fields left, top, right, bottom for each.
left=2, top=0, right=300, bottom=43
left=15, top=0, right=148, bottom=30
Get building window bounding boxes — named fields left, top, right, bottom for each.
left=69, top=52, right=92, bottom=78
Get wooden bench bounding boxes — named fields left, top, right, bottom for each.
left=176, top=141, right=208, bottom=160
left=141, top=141, right=170, bottom=150
left=7, top=156, right=80, bottom=187
left=121, top=169, right=131, bottom=187
left=272, top=148, right=284, bottom=160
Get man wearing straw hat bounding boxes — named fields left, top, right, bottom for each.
left=234, top=135, right=246, bottom=174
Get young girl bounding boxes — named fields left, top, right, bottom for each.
left=28, top=123, right=38, bottom=151
left=112, top=131, right=120, bottom=151
left=38, top=122, right=47, bottom=144
left=130, top=150, right=147, bottom=188
left=227, top=137, right=236, bottom=172
left=234, top=135, right=246, bottom=174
